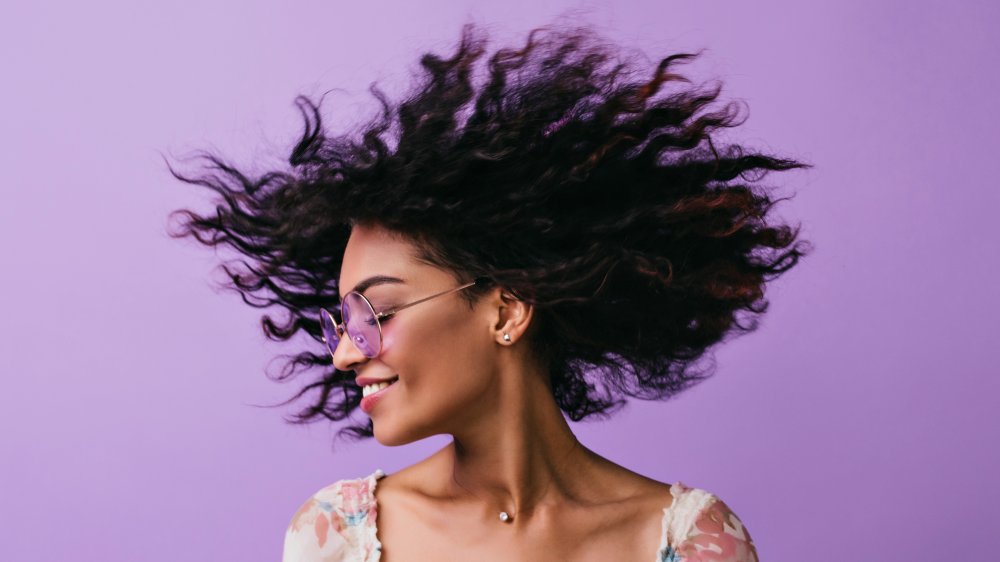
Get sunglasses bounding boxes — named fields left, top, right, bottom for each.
left=319, top=277, right=485, bottom=359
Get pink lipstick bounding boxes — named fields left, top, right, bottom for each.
left=360, top=378, right=398, bottom=414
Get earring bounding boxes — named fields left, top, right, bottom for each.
left=503, top=333, right=512, bottom=343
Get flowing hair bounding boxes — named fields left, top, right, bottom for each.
left=167, top=24, right=812, bottom=443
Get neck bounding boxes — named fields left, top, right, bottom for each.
left=444, top=354, right=594, bottom=522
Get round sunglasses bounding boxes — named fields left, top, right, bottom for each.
left=319, top=277, right=485, bottom=359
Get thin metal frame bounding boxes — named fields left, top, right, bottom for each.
left=320, top=278, right=483, bottom=358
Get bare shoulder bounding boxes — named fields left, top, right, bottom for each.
left=582, top=447, right=676, bottom=509
left=630, top=472, right=678, bottom=543
left=371, top=447, right=457, bottom=530
left=373, top=447, right=447, bottom=498
left=530, top=447, right=673, bottom=554
left=621, top=468, right=677, bottom=506
left=596, top=469, right=675, bottom=521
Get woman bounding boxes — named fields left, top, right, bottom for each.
left=169, top=23, right=808, bottom=562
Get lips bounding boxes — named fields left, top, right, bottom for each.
left=359, top=375, right=399, bottom=414
left=355, top=374, right=399, bottom=387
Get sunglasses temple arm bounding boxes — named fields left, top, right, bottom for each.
left=376, top=280, right=480, bottom=319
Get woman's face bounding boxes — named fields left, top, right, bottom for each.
left=333, top=223, right=503, bottom=446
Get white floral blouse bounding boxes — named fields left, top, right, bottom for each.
left=283, top=469, right=759, bottom=561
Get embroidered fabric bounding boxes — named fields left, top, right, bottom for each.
left=282, top=469, right=758, bottom=562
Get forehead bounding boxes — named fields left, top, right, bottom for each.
left=339, top=224, right=437, bottom=295
left=343, top=223, right=414, bottom=262
left=340, top=223, right=413, bottom=274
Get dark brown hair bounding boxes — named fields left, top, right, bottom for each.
left=167, top=24, right=812, bottom=442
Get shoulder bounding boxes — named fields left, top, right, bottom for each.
left=282, top=469, right=386, bottom=562
left=658, top=482, right=759, bottom=562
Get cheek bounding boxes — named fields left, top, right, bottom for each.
left=380, top=306, right=480, bottom=359
left=380, top=316, right=494, bottom=394
left=378, top=325, right=403, bottom=354
left=373, top=316, right=498, bottom=441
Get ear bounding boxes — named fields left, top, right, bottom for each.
left=492, top=288, right=534, bottom=346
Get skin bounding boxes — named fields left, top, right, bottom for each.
left=332, top=223, right=676, bottom=562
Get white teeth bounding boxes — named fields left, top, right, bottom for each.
left=362, top=380, right=394, bottom=397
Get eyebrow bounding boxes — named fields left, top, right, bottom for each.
left=340, top=275, right=406, bottom=299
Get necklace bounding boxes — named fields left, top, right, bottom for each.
left=451, top=439, right=581, bottom=524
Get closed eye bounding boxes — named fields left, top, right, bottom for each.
left=371, top=314, right=393, bottom=325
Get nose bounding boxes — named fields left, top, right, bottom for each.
left=331, top=331, right=370, bottom=371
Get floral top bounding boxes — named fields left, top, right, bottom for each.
left=283, top=469, right=758, bottom=561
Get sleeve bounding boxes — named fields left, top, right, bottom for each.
left=281, top=487, right=352, bottom=562
left=672, top=496, right=759, bottom=562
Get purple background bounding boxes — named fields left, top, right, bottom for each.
left=2, top=1, right=997, bottom=560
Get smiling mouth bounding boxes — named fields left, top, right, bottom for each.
left=362, top=375, right=399, bottom=398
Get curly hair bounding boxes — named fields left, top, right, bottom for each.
left=166, top=24, right=812, bottom=443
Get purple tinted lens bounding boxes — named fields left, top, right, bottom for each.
left=343, top=292, right=380, bottom=357
left=319, top=309, right=340, bottom=355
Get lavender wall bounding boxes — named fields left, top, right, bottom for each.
left=2, top=1, right=997, bottom=560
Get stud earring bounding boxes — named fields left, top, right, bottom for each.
left=503, top=333, right=511, bottom=342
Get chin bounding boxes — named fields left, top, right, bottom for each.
left=371, top=420, right=419, bottom=447
left=371, top=416, right=438, bottom=447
